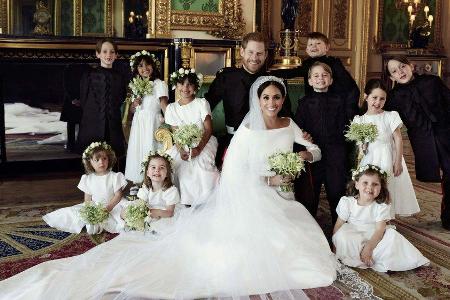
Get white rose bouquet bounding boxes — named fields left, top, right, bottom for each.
left=268, top=151, right=305, bottom=192
left=123, top=199, right=150, bottom=231
left=79, top=202, right=109, bottom=225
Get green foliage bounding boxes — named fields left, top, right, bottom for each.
left=79, top=202, right=109, bottom=225
left=344, top=122, right=378, bottom=145
left=124, top=199, right=149, bottom=231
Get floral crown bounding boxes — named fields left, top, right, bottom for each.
left=140, top=150, right=174, bottom=174
left=351, top=164, right=388, bottom=181
left=129, top=50, right=161, bottom=72
left=169, top=68, right=203, bottom=90
left=82, top=142, right=112, bottom=159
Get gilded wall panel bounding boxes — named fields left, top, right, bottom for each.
left=296, top=0, right=313, bottom=36
left=329, top=0, right=352, bottom=50
left=0, top=0, right=7, bottom=34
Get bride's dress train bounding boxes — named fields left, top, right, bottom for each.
left=1, top=73, right=336, bottom=299
left=0, top=120, right=336, bottom=299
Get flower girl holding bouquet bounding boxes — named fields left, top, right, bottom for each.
left=350, top=79, right=419, bottom=217
left=43, top=142, right=127, bottom=234
left=121, top=151, right=180, bottom=233
left=165, top=68, right=219, bottom=205
left=125, top=50, right=169, bottom=185
left=333, top=164, right=429, bottom=272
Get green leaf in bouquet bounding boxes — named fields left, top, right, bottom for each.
left=79, top=202, right=109, bottom=225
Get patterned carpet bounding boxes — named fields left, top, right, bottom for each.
left=0, top=135, right=449, bottom=299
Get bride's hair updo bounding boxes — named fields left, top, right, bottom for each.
left=256, top=80, right=286, bottom=98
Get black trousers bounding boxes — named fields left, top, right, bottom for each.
left=307, top=160, right=347, bottom=225
left=215, top=133, right=234, bottom=169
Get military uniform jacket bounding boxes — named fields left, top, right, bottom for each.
left=205, top=67, right=291, bottom=131
left=386, top=74, right=450, bottom=182
left=295, top=91, right=352, bottom=164
left=77, top=66, right=127, bottom=156
left=272, top=55, right=360, bottom=117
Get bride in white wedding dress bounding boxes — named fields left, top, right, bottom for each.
left=0, top=76, right=336, bottom=300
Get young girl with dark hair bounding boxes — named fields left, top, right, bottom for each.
left=333, top=164, right=429, bottom=272
left=351, top=78, right=420, bottom=218
left=125, top=51, right=169, bottom=184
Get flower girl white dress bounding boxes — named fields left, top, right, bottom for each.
left=165, top=97, right=219, bottom=205
left=125, top=79, right=168, bottom=183
left=353, top=111, right=420, bottom=217
left=43, top=171, right=127, bottom=234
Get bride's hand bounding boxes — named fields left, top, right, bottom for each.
left=269, top=175, right=293, bottom=186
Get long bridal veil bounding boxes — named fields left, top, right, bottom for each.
left=1, top=76, right=336, bottom=300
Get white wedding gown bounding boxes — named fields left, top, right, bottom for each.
left=0, top=119, right=336, bottom=300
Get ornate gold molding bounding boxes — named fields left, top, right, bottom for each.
left=0, top=0, right=8, bottom=34
left=155, top=0, right=171, bottom=37
left=208, top=0, right=245, bottom=39
left=331, top=0, right=348, bottom=39
left=330, top=0, right=352, bottom=50
left=180, top=40, right=192, bottom=68
left=357, top=0, right=370, bottom=100
left=73, top=0, right=82, bottom=36
left=260, top=0, right=270, bottom=39
left=296, top=0, right=313, bottom=36
left=147, top=0, right=154, bottom=37
left=105, top=0, right=113, bottom=36
left=54, top=0, right=61, bottom=35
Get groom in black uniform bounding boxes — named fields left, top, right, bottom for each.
left=205, top=32, right=291, bottom=166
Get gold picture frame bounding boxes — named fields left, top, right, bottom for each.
left=375, top=0, right=443, bottom=51
left=74, top=0, right=113, bottom=36
left=151, top=0, right=244, bottom=39
left=0, top=0, right=113, bottom=36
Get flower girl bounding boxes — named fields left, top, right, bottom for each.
left=125, top=50, right=169, bottom=185
left=351, top=79, right=420, bottom=217
left=333, top=164, right=429, bottom=272
left=122, top=151, right=181, bottom=233
left=165, top=68, right=219, bottom=205
left=43, top=142, right=127, bottom=234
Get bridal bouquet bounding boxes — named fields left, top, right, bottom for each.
left=172, top=124, right=203, bottom=160
left=123, top=199, right=150, bottom=231
left=79, top=202, right=109, bottom=225
left=268, top=151, right=305, bottom=192
left=128, top=76, right=154, bottom=110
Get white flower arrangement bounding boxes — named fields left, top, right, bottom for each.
left=128, top=76, right=154, bottom=100
left=79, top=202, right=109, bottom=225
left=344, top=122, right=378, bottom=145
left=268, top=151, right=305, bottom=192
left=169, top=68, right=203, bottom=90
left=172, top=124, right=203, bottom=161
left=82, top=141, right=112, bottom=159
left=351, top=164, right=388, bottom=181
left=123, top=199, right=150, bottom=231
left=141, top=150, right=174, bottom=174
left=129, top=50, right=160, bottom=71
left=172, top=124, right=203, bottom=149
